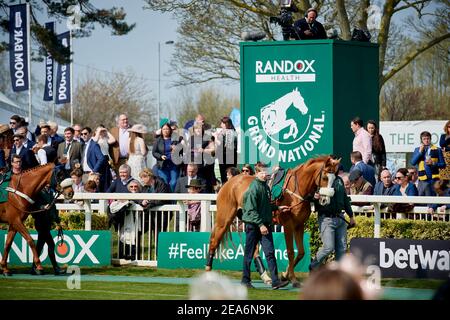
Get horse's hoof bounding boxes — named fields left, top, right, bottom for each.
left=292, top=282, right=302, bottom=288
left=205, top=266, right=212, bottom=271
left=3, top=271, right=12, bottom=277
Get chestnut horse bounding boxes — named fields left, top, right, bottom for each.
left=0, top=163, right=73, bottom=276
left=205, top=155, right=341, bottom=287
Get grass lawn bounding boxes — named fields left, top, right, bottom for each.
left=0, top=266, right=444, bottom=300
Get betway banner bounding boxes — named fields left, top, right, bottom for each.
left=9, top=3, right=29, bottom=92
left=158, top=232, right=310, bottom=272
left=55, top=31, right=71, bottom=104
left=0, top=230, right=111, bottom=266
left=43, top=22, right=55, bottom=101
left=350, top=238, right=450, bottom=279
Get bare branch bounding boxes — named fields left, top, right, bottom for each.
left=381, top=32, right=450, bottom=87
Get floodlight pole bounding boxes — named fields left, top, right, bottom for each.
left=157, top=40, right=174, bottom=127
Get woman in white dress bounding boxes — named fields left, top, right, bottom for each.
left=127, top=124, right=148, bottom=181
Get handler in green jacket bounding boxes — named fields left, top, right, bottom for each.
left=31, top=185, right=65, bottom=275
left=309, top=172, right=356, bottom=271
left=241, top=162, right=290, bottom=290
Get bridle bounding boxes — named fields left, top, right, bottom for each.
left=282, top=161, right=328, bottom=209
left=7, top=171, right=63, bottom=215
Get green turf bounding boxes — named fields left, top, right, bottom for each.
left=0, top=266, right=443, bottom=300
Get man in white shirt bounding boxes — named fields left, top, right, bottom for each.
left=350, top=117, right=372, bottom=165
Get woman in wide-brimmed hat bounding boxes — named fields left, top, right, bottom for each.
left=127, top=124, right=148, bottom=181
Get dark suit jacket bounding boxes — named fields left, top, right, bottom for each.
left=50, top=134, right=64, bottom=150
left=174, top=175, right=208, bottom=193
left=350, top=161, right=376, bottom=187
left=13, top=147, right=39, bottom=170
left=0, top=149, right=6, bottom=169
left=81, top=140, right=107, bottom=173
left=22, top=140, right=35, bottom=150
left=57, top=140, right=82, bottom=171
left=106, top=177, right=133, bottom=193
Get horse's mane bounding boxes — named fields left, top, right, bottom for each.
left=20, top=163, right=54, bottom=174
left=290, top=155, right=330, bottom=172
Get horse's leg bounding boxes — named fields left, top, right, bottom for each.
left=1, top=226, right=17, bottom=276
left=205, top=212, right=236, bottom=271
left=281, top=222, right=294, bottom=283
left=253, top=245, right=271, bottom=284
left=14, top=222, right=44, bottom=274
left=289, top=225, right=306, bottom=288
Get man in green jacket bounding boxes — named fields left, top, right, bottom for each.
left=310, top=173, right=356, bottom=270
left=241, top=162, right=290, bottom=290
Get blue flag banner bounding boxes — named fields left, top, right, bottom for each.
left=55, top=31, right=71, bottom=104
left=43, top=22, right=55, bottom=101
left=9, top=4, right=29, bottom=92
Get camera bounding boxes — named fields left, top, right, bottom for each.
left=269, top=0, right=300, bottom=40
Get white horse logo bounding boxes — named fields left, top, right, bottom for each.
left=260, top=88, right=308, bottom=140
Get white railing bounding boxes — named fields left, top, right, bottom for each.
left=58, top=193, right=450, bottom=234
left=55, top=193, right=449, bottom=266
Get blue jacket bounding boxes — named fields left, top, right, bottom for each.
left=106, top=177, right=133, bottom=193
left=81, top=140, right=107, bottom=173
left=430, top=188, right=450, bottom=211
left=440, top=134, right=450, bottom=152
left=410, top=145, right=445, bottom=182
left=392, top=183, right=419, bottom=196
left=350, top=161, right=376, bottom=187
left=8, top=147, right=39, bottom=170
left=373, top=181, right=396, bottom=196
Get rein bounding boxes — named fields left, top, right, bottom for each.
left=7, top=172, right=62, bottom=215
left=282, top=161, right=326, bottom=209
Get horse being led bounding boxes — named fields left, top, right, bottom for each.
left=0, top=164, right=74, bottom=276
left=205, top=155, right=341, bottom=287
left=260, top=88, right=308, bottom=140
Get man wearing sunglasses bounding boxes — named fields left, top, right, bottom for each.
left=8, top=134, right=39, bottom=170
left=80, top=127, right=108, bottom=190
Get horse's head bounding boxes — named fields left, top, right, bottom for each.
left=291, top=88, right=308, bottom=115
left=315, top=156, right=341, bottom=206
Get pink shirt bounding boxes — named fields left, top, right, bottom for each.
left=353, top=127, right=372, bottom=164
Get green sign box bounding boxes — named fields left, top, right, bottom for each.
left=0, top=230, right=111, bottom=266
left=240, top=40, right=379, bottom=170
left=158, top=232, right=310, bottom=272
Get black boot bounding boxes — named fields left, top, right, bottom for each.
left=53, top=266, right=66, bottom=276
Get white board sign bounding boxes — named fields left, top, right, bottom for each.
left=380, top=120, right=446, bottom=153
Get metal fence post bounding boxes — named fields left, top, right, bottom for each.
left=373, top=202, right=381, bottom=238
left=201, top=200, right=211, bottom=232
left=83, top=200, right=92, bottom=231
left=178, top=202, right=186, bottom=232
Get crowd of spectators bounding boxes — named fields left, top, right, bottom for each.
left=1, top=114, right=449, bottom=225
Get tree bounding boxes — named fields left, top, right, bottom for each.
left=0, top=0, right=135, bottom=64
left=57, top=70, right=156, bottom=132
left=176, top=86, right=239, bottom=128
left=145, top=0, right=449, bottom=90
left=380, top=22, right=450, bottom=120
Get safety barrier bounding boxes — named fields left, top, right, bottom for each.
left=56, top=193, right=449, bottom=266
